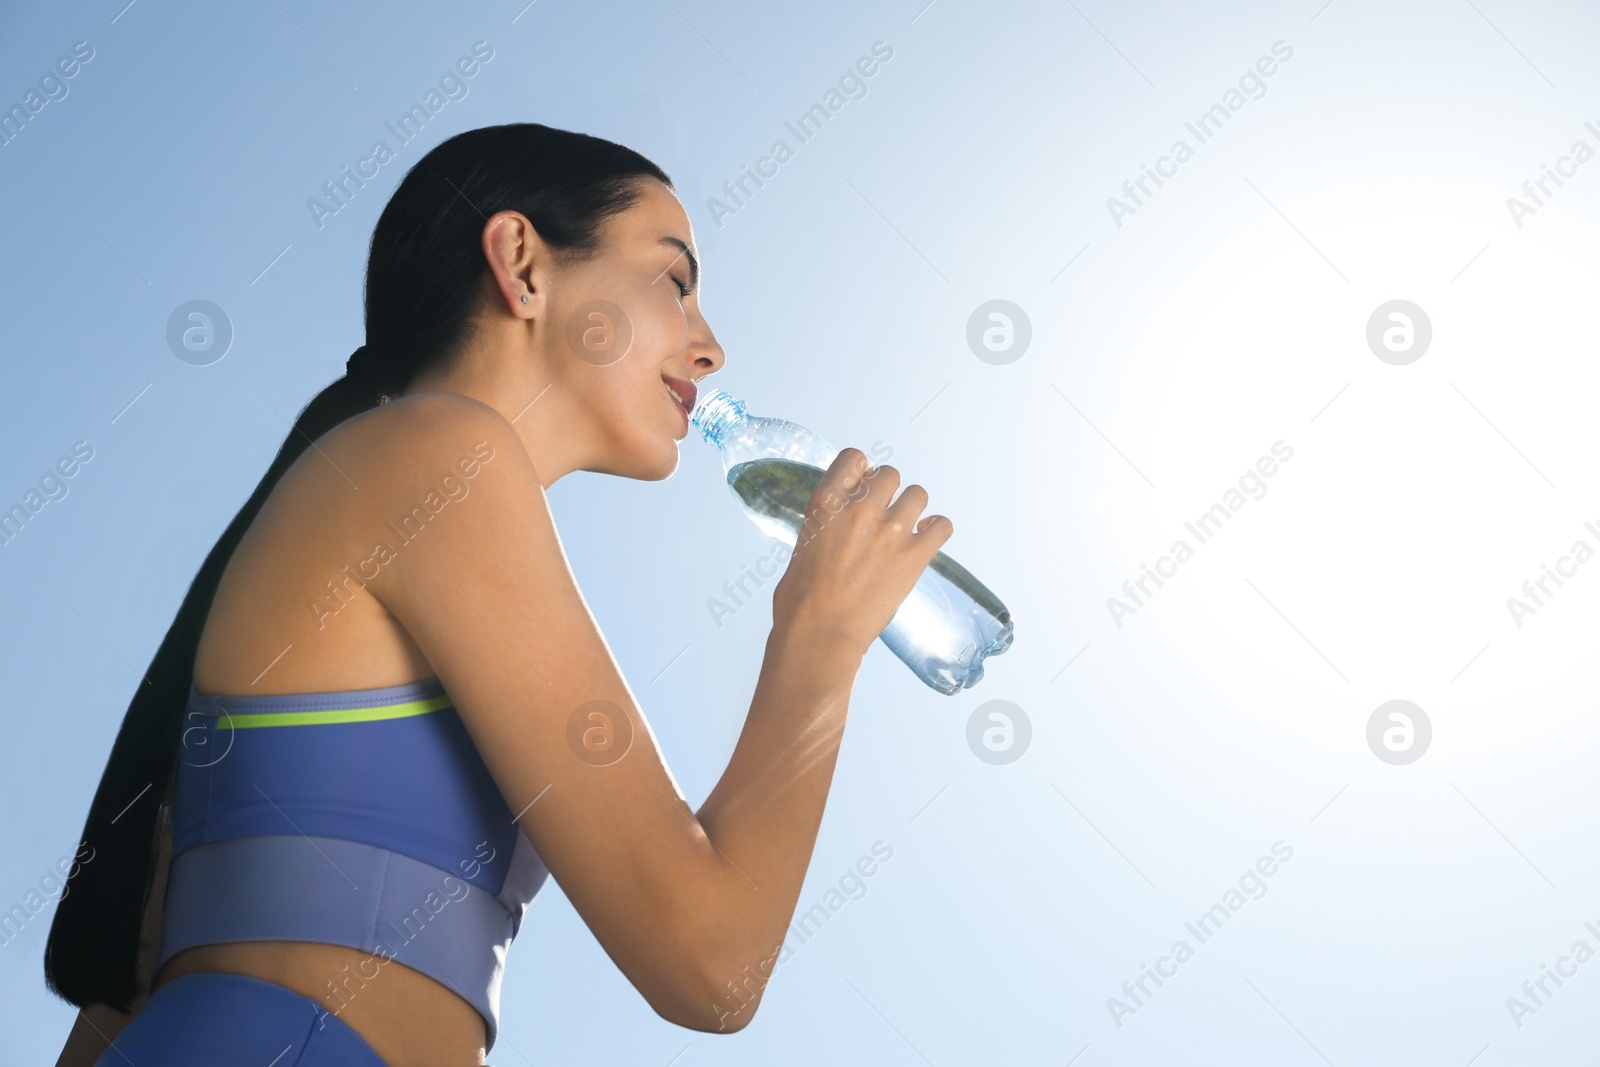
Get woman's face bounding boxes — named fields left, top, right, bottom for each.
left=534, top=178, right=725, bottom=481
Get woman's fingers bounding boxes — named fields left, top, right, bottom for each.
left=885, top=483, right=929, bottom=529
left=821, top=448, right=872, bottom=496
left=778, top=447, right=954, bottom=653
left=914, top=512, right=954, bottom=542
left=859, top=463, right=901, bottom=506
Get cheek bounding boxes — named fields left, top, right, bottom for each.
left=626, top=288, right=690, bottom=355
left=581, top=361, right=665, bottom=433
left=583, top=365, right=647, bottom=420
left=550, top=278, right=689, bottom=428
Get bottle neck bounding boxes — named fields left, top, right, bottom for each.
left=690, top=388, right=747, bottom=448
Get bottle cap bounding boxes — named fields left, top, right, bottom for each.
left=689, top=388, right=746, bottom=447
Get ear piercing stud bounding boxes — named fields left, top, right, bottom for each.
left=520, top=295, right=530, bottom=304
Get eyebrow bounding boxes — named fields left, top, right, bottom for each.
left=659, top=236, right=699, bottom=291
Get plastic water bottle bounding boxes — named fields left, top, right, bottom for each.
left=689, top=388, right=1014, bottom=694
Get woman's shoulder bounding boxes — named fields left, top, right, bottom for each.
left=336, top=390, right=516, bottom=451
left=238, top=388, right=536, bottom=576
left=317, top=391, right=531, bottom=491
left=197, top=389, right=539, bottom=694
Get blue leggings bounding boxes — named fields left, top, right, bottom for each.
left=94, top=971, right=387, bottom=1066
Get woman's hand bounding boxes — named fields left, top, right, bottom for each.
left=770, top=448, right=954, bottom=657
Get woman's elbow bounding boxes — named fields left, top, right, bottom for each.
left=650, top=994, right=760, bottom=1033
left=644, top=945, right=778, bottom=1033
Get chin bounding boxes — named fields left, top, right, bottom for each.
left=595, top=435, right=682, bottom=481
left=638, top=448, right=681, bottom=481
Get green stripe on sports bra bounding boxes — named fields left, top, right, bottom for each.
left=216, top=694, right=453, bottom=729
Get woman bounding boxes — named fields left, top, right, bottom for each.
left=44, top=122, right=953, bottom=1067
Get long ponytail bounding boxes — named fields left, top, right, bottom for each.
left=44, top=121, right=671, bottom=1010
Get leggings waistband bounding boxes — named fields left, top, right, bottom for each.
left=94, top=971, right=388, bottom=1067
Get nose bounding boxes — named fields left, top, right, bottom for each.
left=687, top=306, right=726, bottom=380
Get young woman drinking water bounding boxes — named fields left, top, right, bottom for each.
left=44, top=122, right=952, bottom=1067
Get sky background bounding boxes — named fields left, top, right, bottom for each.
left=5, top=0, right=1600, bottom=1064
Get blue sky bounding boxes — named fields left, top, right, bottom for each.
left=6, top=1, right=1600, bottom=1063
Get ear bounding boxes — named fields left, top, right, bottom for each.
left=481, top=210, right=551, bottom=319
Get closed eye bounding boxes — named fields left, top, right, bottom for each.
left=658, top=236, right=700, bottom=298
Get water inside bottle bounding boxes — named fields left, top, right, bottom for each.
left=728, top=458, right=1014, bottom=689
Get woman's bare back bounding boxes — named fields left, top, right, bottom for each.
left=166, top=395, right=494, bottom=1067
left=192, top=401, right=442, bottom=699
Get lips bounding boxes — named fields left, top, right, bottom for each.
left=662, top=374, right=696, bottom=422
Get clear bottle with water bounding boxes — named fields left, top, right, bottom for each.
left=690, top=388, right=1014, bottom=694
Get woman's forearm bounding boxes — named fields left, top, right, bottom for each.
left=688, top=617, right=864, bottom=1023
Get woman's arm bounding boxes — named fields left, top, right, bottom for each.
left=364, top=393, right=949, bottom=1031
left=54, top=780, right=173, bottom=1065
left=53, top=1004, right=133, bottom=1067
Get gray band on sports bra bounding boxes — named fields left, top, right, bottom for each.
left=157, top=835, right=520, bottom=1048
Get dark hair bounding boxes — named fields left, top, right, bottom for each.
left=44, top=122, right=671, bottom=1010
